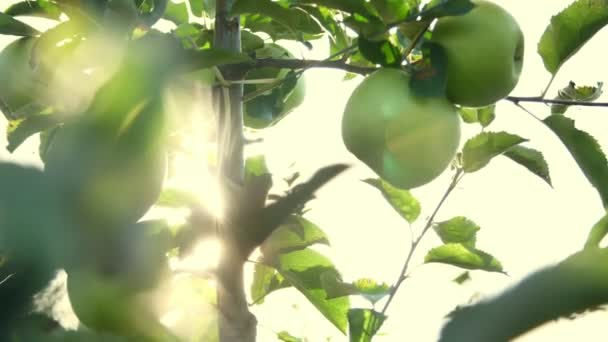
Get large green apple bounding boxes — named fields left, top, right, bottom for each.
left=243, top=43, right=306, bottom=129
left=43, top=33, right=177, bottom=229
left=342, top=68, right=461, bottom=189
left=431, top=0, right=524, bottom=107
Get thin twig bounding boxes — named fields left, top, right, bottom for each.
left=237, top=58, right=377, bottom=75
left=541, top=74, right=556, bottom=98
left=506, top=96, right=608, bottom=107
left=380, top=169, right=464, bottom=317
left=512, top=102, right=544, bottom=123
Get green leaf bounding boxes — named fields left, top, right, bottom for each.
left=357, top=35, right=402, bottom=67
left=261, top=215, right=330, bottom=258
left=156, top=188, right=200, bottom=207
left=433, top=216, right=480, bottom=248
left=371, top=0, right=419, bottom=23
left=245, top=154, right=269, bottom=179
left=277, top=331, right=303, bottom=342
left=551, top=81, right=603, bottom=115
left=5, top=0, right=62, bottom=20
left=503, top=145, right=552, bottom=186
left=462, top=132, right=527, bottom=173
left=544, top=115, right=608, bottom=208
left=189, top=0, right=203, bottom=16
left=6, top=113, right=60, bottom=153
left=343, top=12, right=385, bottom=38
left=457, top=105, right=496, bottom=127
left=251, top=262, right=290, bottom=304
left=363, top=178, right=421, bottom=224
left=274, top=249, right=350, bottom=334
left=584, top=212, right=608, bottom=249
left=351, top=278, right=391, bottom=304
left=538, top=0, right=608, bottom=74
left=409, top=41, right=448, bottom=98
left=348, top=308, right=386, bottom=342
left=302, top=5, right=349, bottom=52
left=420, top=0, right=474, bottom=20
left=425, top=243, right=503, bottom=273
left=163, top=0, right=189, bottom=25
left=440, top=247, right=608, bottom=341
left=232, top=0, right=323, bottom=41
left=0, top=12, right=39, bottom=36
left=453, top=271, right=471, bottom=285
left=241, top=30, right=265, bottom=53
left=295, top=0, right=379, bottom=19
left=321, top=274, right=391, bottom=305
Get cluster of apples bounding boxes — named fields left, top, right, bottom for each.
left=342, top=0, right=524, bottom=189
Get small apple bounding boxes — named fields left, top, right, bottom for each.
left=431, top=0, right=524, bottom=107
left=243, top=43, right=306, bottom=129
left=342, top=68, right=461, bottom=189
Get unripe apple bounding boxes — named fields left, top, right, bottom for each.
left=431, top=0, right=524, bottom=107
left=342, top=68, right=461, bottom=189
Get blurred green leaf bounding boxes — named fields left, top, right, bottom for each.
left=241, top=29, right=265, bottom=52
left=277, top=331, right=303, bottom=342
left=156, top=188, right=200, bottom=208
left=163, top=0, right=189, bottom=25
left=363, top=178, right=421, bottom=224
left=6, top=112, right=60, bottom=153
left=503, top=145, right=552, bottom=186
left=462, top=132, right=527, bottom=173
left=420, top=0, right=474, bottom=20
left=440, top=247, right=608, bottom=341
left=0, top=12, right=39, bottom=36
left=544, top=115, right=608, bottom=208
left=4, top=0, right=62, bottom=20
left=348, top=308, right=386, bottom=342
left=245, top=154, right=269, bottom=178
left=453, top=271, right=471, bottom=285
left=425, top=243, right=503, bottom=273
left=538, top=0, right=608, bottom=74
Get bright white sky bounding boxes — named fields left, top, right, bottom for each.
left=2, top=1, right=608, bottom=341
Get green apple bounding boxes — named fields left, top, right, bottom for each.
left=243, top=43, right=306, bottom=129
left=66, top=220, right=175, bottom=340
left=44, top=114, right=167, bottom=229
left=43, top=35, right=176, bottom=229
left=342, top=68, right=461, bottom=189
left=431, top=0, right=524, bottom=107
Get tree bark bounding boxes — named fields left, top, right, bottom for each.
left=213, top=1, right=256, bottom=341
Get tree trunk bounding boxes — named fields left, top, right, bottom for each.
left=213, top=1, right=256, bottom=341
